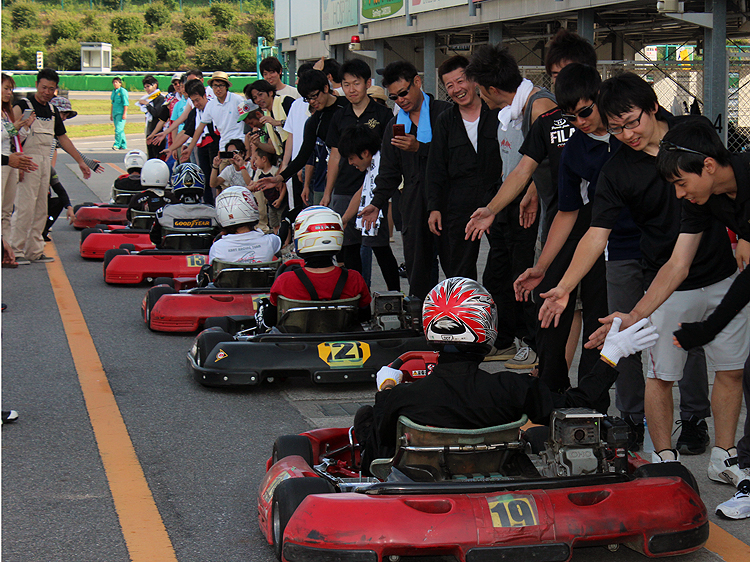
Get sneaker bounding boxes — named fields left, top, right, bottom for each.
left=484, top=344, right=517, bottom=362
left=31, top=254, right=54, bottom=263
left=624, top=416, right=645, bottom=452
left=398, top=262, right=408, bottom=279
left=675, top=416, right=710, bottom=455
left=716, top=480, right=750, bottom=519
left=652, top=448, right=680, bottom=463
left=1, top=410, right=18, bottom=424
left=504, top=345, right=538, bottom=370
left=15, top=256, right=30, bottom=265
left=708, top=447, right=750, bottom=487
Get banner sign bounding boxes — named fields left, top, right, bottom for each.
left=322, top=0, right=359, bottom=30
left=362, top=0, right=405, bottom=21
left=410, top=0, right=464, bottom=14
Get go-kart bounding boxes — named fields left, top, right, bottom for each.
left=142, top=259, right=283, bottom=332
left=187, top=290, right=431, bottom=387
left=103, top=229, right=217, bottom=285
left=79, top=212, right=157, bottom=259
left=258, top=382, right=708, bottom=562
left=73, top=202, right=129, bottom=229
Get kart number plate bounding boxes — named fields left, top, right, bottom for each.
left=186, top=254, right=207, bottom=268
left=262, top=470, right=294, bottom=503
left=318, top=341, right=371, bottom=368
left=487, top=494, right=539, bottom=528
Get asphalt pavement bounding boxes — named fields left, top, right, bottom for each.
left=1, top=127, right=749, bottom=561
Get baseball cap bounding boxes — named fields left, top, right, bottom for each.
left=237, top=99, right=260, bottom=122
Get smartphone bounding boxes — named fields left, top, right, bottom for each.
left=21, top=109, right=33, bottom=120
left=393, top=124, right=406, bottom=137
left=219, top=151, right=234, bottom=159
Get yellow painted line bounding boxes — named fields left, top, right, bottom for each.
left=108, top=163, right=126, bottom=175
left=706, top=521, right=750, bottom=561
left=44, top=242, right=177, bottom=562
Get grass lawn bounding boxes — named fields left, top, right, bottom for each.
left=65, top=121, right=144, bottom=139
left=68, top=99, right=137, bottom=115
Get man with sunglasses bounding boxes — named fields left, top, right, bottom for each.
left=359, top=61, right=451, bottom=300
left=539, top=74, right=745, bottom=476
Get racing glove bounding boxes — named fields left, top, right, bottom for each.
left=376, top=366, right=403, bottom=391
left=600, top=317, right=659, bottom=367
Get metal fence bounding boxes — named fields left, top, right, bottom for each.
left=437, top=59, right=750, bottom=153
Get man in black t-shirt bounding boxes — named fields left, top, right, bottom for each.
left=323, top=59, right=393, bottom=273
left=12, top=68, right=97, bottom=263
left=539, top=74, right=744, bottom=472
left=655, top=119, right=750, bottom=518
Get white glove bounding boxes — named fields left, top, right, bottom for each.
left=376, top=366, right=403, bottom=391
left=600, top=317, right=659, bottom=366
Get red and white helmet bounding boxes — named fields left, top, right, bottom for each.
left=293, top=206, right=343, bottom=255
left=422, top=277, right=497, bottom=347
left=215, top=186, right=259, bottom=227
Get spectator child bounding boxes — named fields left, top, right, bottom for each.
left=210, top=138, right=251, bottom=196
left=251, top=149, right=284, bottom=231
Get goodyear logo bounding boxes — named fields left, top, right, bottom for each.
left=317, top=341, right=370, bottom=368
left=174, top=218, right=212, bottom=228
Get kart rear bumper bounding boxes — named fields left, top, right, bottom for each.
left=81, top=232, right=154, bottom=259
left=73, top=204, right=129, bottom=229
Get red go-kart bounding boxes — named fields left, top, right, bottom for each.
left=72, top=202, right=129, bottom=230
left=80, top=212, right=157, bottom=259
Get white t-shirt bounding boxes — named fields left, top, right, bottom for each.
left=462, top=117, right=479, bottom=152
left=209, top=230, right=281, bottom=264
left=200, top=92, right=245, bottom=150
left=218, top=165, right=249, bottom=188
left=277, top=84, right=300, bottom=100
left=282, top=97, right=311, bottom=159
left=356, top=152, right=383, bottom=237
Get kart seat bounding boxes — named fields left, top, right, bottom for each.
left=161, top=229, right=217, bottom=251
left=130, top=211, right=156, bottom=230
left=276, top=296, right=361, bottom=333
left=369, top=414, right=528, bottom=481
left=212, top=260, right=280, bottom=289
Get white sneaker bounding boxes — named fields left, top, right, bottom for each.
left=652, top=448, right=680, bottom=463
left=484, top=344, right=516, bottom=362
left=707, top=447, right=750, bottom=487
left=716, top=481, right=750, bottom=519
left=504, top=345, right=538, bottom=370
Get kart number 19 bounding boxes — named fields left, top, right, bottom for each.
left=186, top=254, right=207, bottom=268
left=317, top=341, right=371, bottom=368
left=487, top=494, right=539, bottom=528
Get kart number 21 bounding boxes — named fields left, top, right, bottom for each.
left=487, top=494, right=539, bottom=527
left=317, top=341, right=371, bottom=368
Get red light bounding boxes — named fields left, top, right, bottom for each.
left=350, top=35, right=361, bottom=43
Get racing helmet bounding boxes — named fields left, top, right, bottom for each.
left=293, top=206, right=343, bottom=255
left=123, top=149, right=146, bottom=172
left=422, top=277, right=498, bottom=352
left=215, top=186, right=259, bottom=227
left=140, top=159, right=170, bottom=188
left=171, top=163, right=206, bottom=198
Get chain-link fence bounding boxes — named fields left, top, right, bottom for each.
left=437, top=60, right=750, bottom=153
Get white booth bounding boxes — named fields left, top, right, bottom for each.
left=80, top=42, right=112, bottom=73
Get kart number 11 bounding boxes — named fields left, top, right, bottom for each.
left=318, top=341, right=371, bottom=368
left=186, top=254, right=207, bottom=268
left=487, top=494, right=539, bottom=527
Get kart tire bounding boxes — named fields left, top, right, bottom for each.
left=523, top=426, right=549, bottom=454
left=80, top=227, right=103, bottom=244
left=145, top=286, right=177, bottom=329
left=272, top=435, right=313, bottom=467
left=73, top=202, right=96, bottom=213
left=633, top=461, right=700, bottom=494
left=196, top=330, right=234, bottom=367
left=204, top=316, right=231, bottom=332
left=272, top=477, right=334, bottom=561
left=119, top=243, right=136, bottom=252
left=153, top=277, right=175, bottom=288
left=103, top=248, right=129, bottom=272
left=95, top=224, right=110, bottom=230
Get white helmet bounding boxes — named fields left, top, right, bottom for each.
left=140, top=159, right=171, bottom=188
left=124, top=150, right=147, bottom=171
left=215, top=186, right=259, bottom=227
left=294, top=206, right=343, bottom=255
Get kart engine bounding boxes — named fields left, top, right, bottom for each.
left=537, top=408, right=630, bottom=477
left=372, top=291, right=423, bottom=331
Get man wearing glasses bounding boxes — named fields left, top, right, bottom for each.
left=359, top=61, right=451, bottom=300
left=539, top=74, right=746, bottom=478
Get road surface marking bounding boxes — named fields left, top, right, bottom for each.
left=44, top=242, right=177, bottom=562
left=108, top=163, right=126, bottom=174
left=706, top=521, right=750, bottom=561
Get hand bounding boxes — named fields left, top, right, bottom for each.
left=259, top=115, right=279, bottom=127
left=600, top=317, right=659, bottom=366
left=519, top=189, right=538, bottom=228
left=584, top=311, right=637, bottom=350
left=232, top=153, right=245, bottom=168
left=92, top=160, right=104, bottom=174
left=301, top=187, right=311, bottom=206
left=79, top=162, right=92, bottom=180
left=153, top=132, right=167, bottom=145
left=538, top=287, right=569, bottom=328
left=213, top=155, right=222, bottom=168
left=15, top=111, right=35, bottom=130
left=8, top=153, right=38, bottom=172
left=514, top=266, right=545, bottom=302
left=272, top=199, right=282, bottom=209
left=313, top=56, right=325, bottom=71
left=320, top=193, right=331, bottom=207
left=376, top=366, right=403, bottom=391
left=3, top=238, right=17, bottom=266
left=359, top=204, right=380, bottom=231
left=465, top=207, right=496, bottom=241
left=428, top=210, right=442, bottom=236
left=391, top=133, right=419, bottom=153
left=736, top=239, right=750, bottom=271
left=256, top=175, right=283, bottom=192
left=66, top=206, right=75, bottom=224
left=673, top=321, right=714, bottom=350
left=180, top=150, right=191, bottom=163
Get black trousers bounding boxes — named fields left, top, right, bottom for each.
left=483, top=200, right=538, bottom=350
left=400, top=186, right=440, bottom=300
left=44, top=196, right=65, bottom=238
